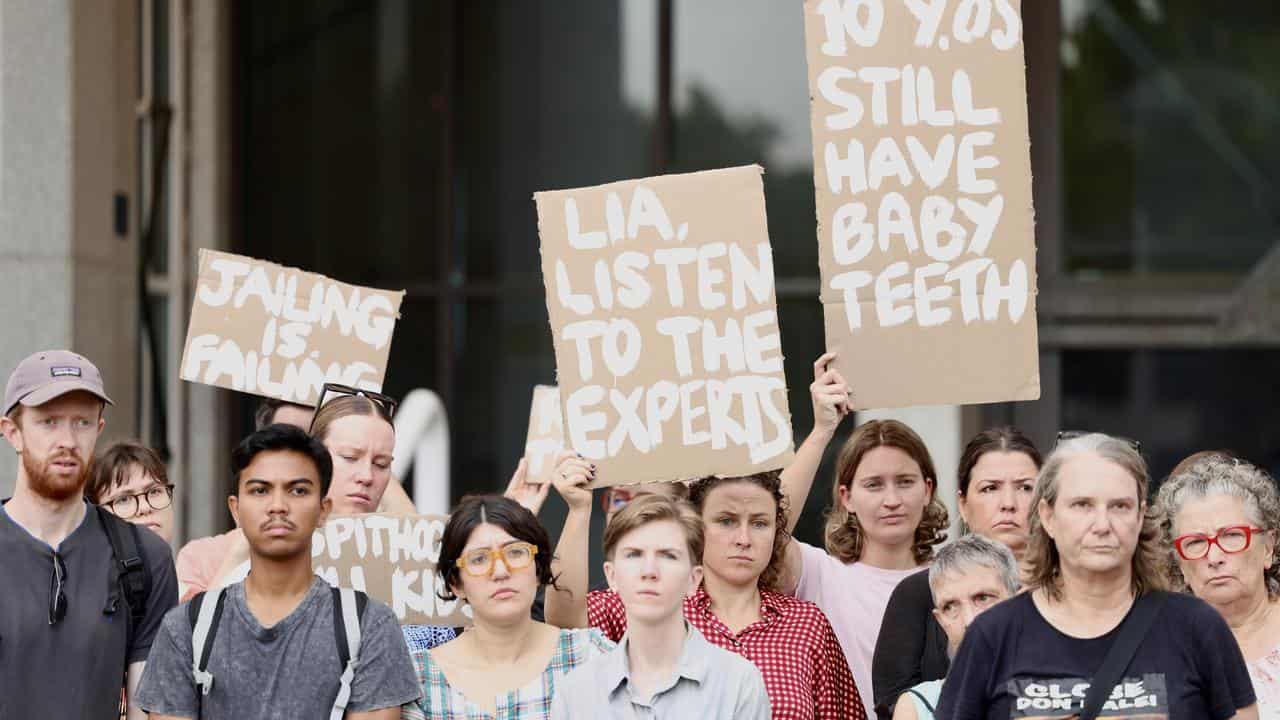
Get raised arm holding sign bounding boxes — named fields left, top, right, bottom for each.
left=803, top=0, right=1039, bottom=409
left=536, top=165, right=795, bottom=488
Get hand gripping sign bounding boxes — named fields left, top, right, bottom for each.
left=536, top=165, right=795, bottom=488
left=180, top=249, right=405, bottom=405
left=803, top=0, right=1040, bottom=409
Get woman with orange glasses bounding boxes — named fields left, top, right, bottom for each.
left=400, top=493, right=613, bottom=720
left=1158, top=456, right=1280, bottom=717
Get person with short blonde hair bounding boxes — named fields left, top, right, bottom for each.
left=552, top=495, right=769, bottom=719
left=601, top=493, right=704, bottom=563
left=1158, top=456, right=1280, bottom=715
left=938, top=433, right=1259, bottom=720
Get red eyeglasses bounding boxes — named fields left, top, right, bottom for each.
left=1173, top=525, right=1269, bottom=561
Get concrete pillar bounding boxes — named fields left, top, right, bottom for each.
left=183, top=0, right=234, bottom=541
left=0, top=1, right=139, bottom=495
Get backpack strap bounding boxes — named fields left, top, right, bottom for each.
left=329, top=586, right=368, bottom=720
left=96, top=505, right=152, bottom=643
left=188, top=585, right=228, bottom=720
left=1079, top=591, right=1169, bottom=720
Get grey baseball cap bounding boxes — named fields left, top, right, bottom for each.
left=3, top=350, right=113, bottom=417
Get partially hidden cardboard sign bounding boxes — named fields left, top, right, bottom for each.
left=524, top=385, right=565, bottom=479
left=535, top=165, right=795, bottom=488
left=312, top=513, right=472, bottom=626
left=180, top=249, right=405, bottom=405
left=802, top=0, right=1040, bottom=408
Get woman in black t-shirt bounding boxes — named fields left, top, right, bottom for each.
left=937, top=432, right=1258, bottom=720
left=872, top=427, right=1042, bottom=719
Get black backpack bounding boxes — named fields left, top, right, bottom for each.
left=95, top=504, right=153, bottom=646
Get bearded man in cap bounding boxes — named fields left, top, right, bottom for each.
left=0, top=350, right=177, bottom=720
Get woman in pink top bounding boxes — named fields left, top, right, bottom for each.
left=777, top=353, right=948, bottom=710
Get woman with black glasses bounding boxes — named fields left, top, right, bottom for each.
left=88, top=441, right=177, bottom=544
left=1158, top=456, right=1280, bottom=718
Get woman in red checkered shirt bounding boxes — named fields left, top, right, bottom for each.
left=544, top=458, right=865, bottom=720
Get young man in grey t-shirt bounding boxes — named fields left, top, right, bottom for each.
left=137, top=425, right=420, bottom=719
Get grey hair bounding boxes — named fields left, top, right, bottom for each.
left=1024, top=433, right=1169, bottom=601
left=929, top=534, right=1021, bottom=598
left=1156, top=456, right=1280, bottom=599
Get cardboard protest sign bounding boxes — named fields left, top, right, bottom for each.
left=536, top=165, right=795, bottom=488
left=803, top=0, right=1040, bottom=408
left=179, top=249, right=405, bottom=405
left=524, top=385, right=564, bottom=479
left=312, top=513, right=471, bottom=626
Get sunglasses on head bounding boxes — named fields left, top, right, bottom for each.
left=1055, top=430, right=1142, bottom=454
left=310, top=383, right=398, bottom=432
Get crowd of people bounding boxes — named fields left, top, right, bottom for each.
left=1, top=347, right=1275, bottom=720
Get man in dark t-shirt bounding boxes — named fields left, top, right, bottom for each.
left=0, top=350, right=178, bottom=720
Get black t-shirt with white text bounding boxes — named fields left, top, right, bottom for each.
left=936, top=591, right=1255, bottom=719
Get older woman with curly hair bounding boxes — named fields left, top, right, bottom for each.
left=777, top=354, right=949, bottom=711
left=1158, top=456, right=1280, bottom=715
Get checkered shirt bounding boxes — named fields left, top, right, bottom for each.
left=402, top=624, right=459, bottom=653
left=400, top=627, right=614, bottom=720
left=587, top=586, right=866, bottom=720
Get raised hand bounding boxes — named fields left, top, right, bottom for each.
left=550, top=450, right=595, bottom=513
left=810, top=351, right=853, bottom=439
left=504, top=456, right=553, bottom=516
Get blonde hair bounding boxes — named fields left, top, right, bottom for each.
left=825, top=419, right=948, bottom=564
left=603, top=494, right=704, bottom=565
left=309, top=395, right=391, bottom=444
left=1025, top=433, right=1169, bottom=601
left=1156, top=456, right=1280, bottom=599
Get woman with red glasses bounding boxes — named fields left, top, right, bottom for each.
left=1158, top=456, right=1280, bottom=716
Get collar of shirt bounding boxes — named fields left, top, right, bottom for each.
left=687, top=584, right=787, bottom=622
left=603, top=621, right=710, bottom=698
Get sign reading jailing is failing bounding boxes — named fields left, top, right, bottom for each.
left=180, top=249, right=405, bottom=405
left=803, top=0, right=1040, bottom=409
left=536, top=166, right=795, bottom=488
